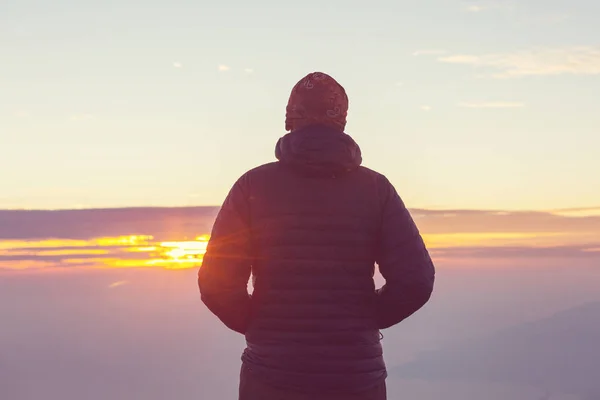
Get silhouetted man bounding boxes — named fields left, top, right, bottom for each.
left=198, top=72, right=435, bottom=400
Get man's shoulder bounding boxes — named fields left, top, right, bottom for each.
left=241, top=163, right=391, bottom=181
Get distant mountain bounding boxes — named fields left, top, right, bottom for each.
left=392, top=302, right=600, bottom=398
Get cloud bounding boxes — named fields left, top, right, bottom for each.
left=108, top=280, right=128, bottom=288
left=548, top=207, right=600, bottom=217
left=413, top=49, right=447, bottom=56
left=218, top=65, right=230, bottom=72
left=173, top=62, right=182, bottom=68
left=244, top=68, right=254, bottom=74
left=14, top=110, right=30, bottom=118
left=463, top=1, right=515, bottom=13
left=465, top=4, right=485, bottom=12
left=1, top=207, right=599, bottom=271
left=431, top=244, right=600, bottom=260
left=438, top=47, right=600, bottom=78
left=421, top=106, right=432, bottom=111
left=458, top=102, right=526, bottom=109
left=69, top=114, right=95, bottom=121
left=410, top=208, right=600, bottom=237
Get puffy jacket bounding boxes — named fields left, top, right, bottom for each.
left=198, top=125, right=435, bottom=393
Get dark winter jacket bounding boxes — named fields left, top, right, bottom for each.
left=198, top=125, right=435, bottom=393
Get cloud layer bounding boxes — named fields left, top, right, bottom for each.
left=439, top=47, right=600, bottom=78
left=458, top=102, right=525, bottom=109
left=1, top=207, right=599, bottom=271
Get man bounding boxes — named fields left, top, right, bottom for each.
left=198, top=72, right=435, bottom=400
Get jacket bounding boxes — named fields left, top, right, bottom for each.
left=198, top=125, right=435, bottom=393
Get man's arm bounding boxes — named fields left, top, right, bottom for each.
left=374, top=176, right=435, bottom=329
left=198, top=175, right=252, bottom=334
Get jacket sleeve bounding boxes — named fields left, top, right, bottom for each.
left=198, top=175, right=252, bottom=334
left=374, top=176, right=435, bottom=329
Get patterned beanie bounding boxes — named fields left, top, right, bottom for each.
left=285, top=72, right=348, bottom=132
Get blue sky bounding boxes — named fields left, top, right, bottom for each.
left=2, top=0, right=599, bottom=210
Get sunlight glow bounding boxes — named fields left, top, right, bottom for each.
left=0, top=229, right=596, bottom=272
left=0, top=235, right=209, bottom=271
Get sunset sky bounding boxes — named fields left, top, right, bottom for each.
left=2, top=207, right=598, bottom=272
left=2, top=0, right=599, bottom=210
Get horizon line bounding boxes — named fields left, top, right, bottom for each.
left=1, top=205, right=599, bottom=214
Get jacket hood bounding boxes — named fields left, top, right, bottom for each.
left=275, top=125, right=362, bottom=177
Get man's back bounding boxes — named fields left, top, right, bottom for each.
left=242, top=126, right=387, bottom=393
left=197, top=72, right=435, bottom=400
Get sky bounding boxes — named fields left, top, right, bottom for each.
left=2, top=207, right=599, bottom=272
left=2, top=0, right=599, bottom=210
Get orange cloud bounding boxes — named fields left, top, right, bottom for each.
left=0, top=208, right=598, bottom=272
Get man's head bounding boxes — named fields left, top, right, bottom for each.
left=285, top=72, right=349, bottom=132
